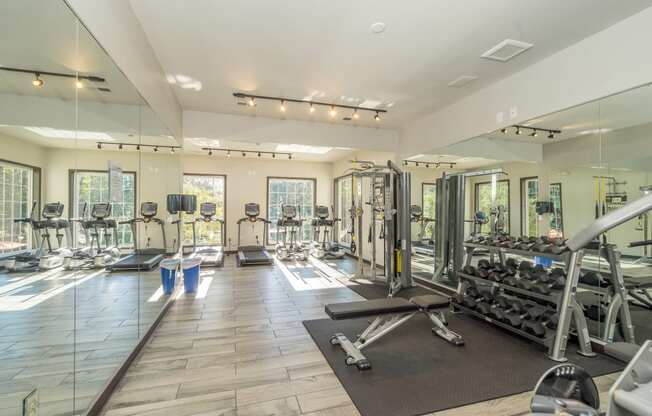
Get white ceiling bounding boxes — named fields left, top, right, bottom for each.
left=129, top=0, right=652, bottom=129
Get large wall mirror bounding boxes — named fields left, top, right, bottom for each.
left=417, top=82, right=652, bottom=346
left=0, top=1, right=180, bottom=414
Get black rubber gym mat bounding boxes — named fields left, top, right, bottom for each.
left=303, top=313, right=624, bottom=416
left=345, top=281, right=434, bottom=300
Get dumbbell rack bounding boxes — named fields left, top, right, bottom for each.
left=454, top=242, right=594, bottom=362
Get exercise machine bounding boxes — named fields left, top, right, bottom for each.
left=310, top=205, right=345, bottom=259
left=326, top=294, right=464, bottom=370
left=237, top=203, right=273, bottom=266
left=36, top=202, right=73, bottom=270
left=275, top=205, right=309, bottom=261
left=186, top=202, right=224, bottom=267
left=410, top=204, right=435, bottom=256
left=530, top=340, right=652, bottom=415
left=107, top=202, right=166, bottom=271
left=64, top=203, right=121, bottom=269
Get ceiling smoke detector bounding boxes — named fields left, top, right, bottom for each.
left=481, top=39, right=533, bottom=62
left=447, top=75, right=478, bottom=88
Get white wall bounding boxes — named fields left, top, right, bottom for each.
left=182, top=154, right=333, bottom=250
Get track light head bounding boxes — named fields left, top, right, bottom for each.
left=118, top=143, right=123, bottom=150
left=403, top=161, right=407, bottom=166
left=374, top=112, right=380, bottom=121
left=154, top=146, right=158, bottom=152
left=329, top=106, right=337, bottom=117
left=136, top=144, right=140, bottom=150
left=280, top=100, right=286, bottom=112
left=515, top=127, right=522, bottom=135
left=449, top=163, right=454, bottom=169
left=97, top=143, right=102, bottom=149
left=353, top=110, right=359, bottom=119
left=227, top=150, right=231, bottom=157
left=32, top=73, right=43, bottom=87
left=500, top=128, right=507, bottom=133
left=531, top=130, right=538, bottom=138
left=289, top=154, right=292, bottom=160
left=257, top=152, right=261, bottom=157
left=309, top=103, right=315, bottom=113
left=75, top=80, right=84, bottom=89
left=241, top=151, right=246, bottom=157
left=426, top=164, right=430, bottom=168
left=415, top=162, right=419, bottom=167
left=272, top=153, right=276, bottom=158
left=208, top=149, right=213, bottom=156
left=170, top=147, right=175, bottom=154
left=548, top=132, right=554, bottom=139
left=247, top=97, right=255, bottom=107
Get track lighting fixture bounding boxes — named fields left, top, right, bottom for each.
left=505, top=125, right=561, bottom=139
left=118, top=143, right=123, bottom=150
left=32, top=73, right=43, bottom=87
left=201, top=147, right=292, bottom=159
left=96, top=142, right=180, bottom=153
left=170, top=147, right=175, bottom=154
left=257, top=152, right=261, bottom=157
left=136, top=144, right=140, bottom=150
left=402, top=159, right=456, bottom=169
left=241, top=151, right=246, bottom=157
left=97, top=143, right=102, bottom=149
left=232, top=92, right=387, bottom=121
left=289, top=154, right=292, bottom=160
left=227, top=150, right=231, bottom=157
left=154, top=147, right=159, bottom=152
left=272, top=153, right=276, bottom=158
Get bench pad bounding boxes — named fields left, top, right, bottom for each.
left=409, top=294, right=450, bottom=310
left=325, top=298, right=416, bottom=320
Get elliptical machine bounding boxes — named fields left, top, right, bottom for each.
left=310, top=206, right=344, bottom=259
left=37, top=202, right=73, bottom=270
left=275, top=205, right=310, bottom=261
left=186, top=202, right=224, bottom=267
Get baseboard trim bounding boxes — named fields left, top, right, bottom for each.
left=84, top=284, right=180, bottom=415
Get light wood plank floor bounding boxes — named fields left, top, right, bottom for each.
left=0, top=265, right=167, bottom=416
left=99, top=256, right=621, bottom=416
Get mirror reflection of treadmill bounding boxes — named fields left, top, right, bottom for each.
left=237, top=203, right=273, bottom=266
left=107, top=202, right=166, bottom=272
left=189, top=202, right=224, bottom=267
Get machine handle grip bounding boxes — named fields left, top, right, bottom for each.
left=629, top=239, right=652, bottom=248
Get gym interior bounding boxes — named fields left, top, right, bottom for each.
left=2, top=2, right=652, bottom=415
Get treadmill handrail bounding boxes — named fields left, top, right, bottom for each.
left=567, top=192, right=652, bottom=251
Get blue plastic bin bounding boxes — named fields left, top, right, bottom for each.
left=182, top=258, right=201, bottom=293
left=534, top=256, right=553, bottom=267
left=160, top=259, right=180, bottom=295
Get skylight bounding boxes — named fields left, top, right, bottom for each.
left=407, top=154, right=425, bottom=160
left=25, top=127, right=113, bottom=141
left=275, top=144, right=332, bottom=154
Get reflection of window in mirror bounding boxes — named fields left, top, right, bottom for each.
left=422, top=183, right=437, bottom=237
left=549, top=183, right=564, bottom=238
left=0, top=160, right=40, bottom=254
left=335, top=175, right=353, bottom=247
left=521, top=177, right=538, bottom=237
left=474, top=180, right=510, bottom=234
left=182, top=174, right=226, bottom=246
left=70, top=170, right=136, bottom=248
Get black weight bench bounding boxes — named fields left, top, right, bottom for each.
left=326, top=294, right=464, bottom=370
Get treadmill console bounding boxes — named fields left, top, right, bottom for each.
left=281, top=205, right=297, bottom=219
left=410, top=204, right=423, bottom=220
left=141, top=202, right=158, bottom=219
left=91, top=203, right=112, bottom=219
left=315, top=205, right=329, bottom=219
left=200, top=202, right=217, bottom=217
left=42, top=202, right=64, bottom=219
left=244, top=203, right=260, bottom=219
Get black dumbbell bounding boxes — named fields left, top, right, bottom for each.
left=532, top=268, right=567, bottom=294
left=518, top=236, right=537, bottom=250
left=517, top=269, right=543, bottom=290
left=462, top=265, right=476, bottom=276
left=545, top=238, right=568, bottom=254
left=501, top=299, right=532, bottom=327
left=477, top=259, right=492, bottom=270
left=519, top=260, right=533, bottom=272
left=522, top=307, right=560, bottom=337
left=579, top=271, right=610, bottom=288
left=506, top=258, right=519, bottom=269
left=475, top=291, right=496, bottom=315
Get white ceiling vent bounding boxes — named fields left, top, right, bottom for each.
left=481, top=39, right=533, bottom=62
left=447, top=75, right=478, bottom=88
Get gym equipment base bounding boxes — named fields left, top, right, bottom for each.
left=303, top=313, right=623, bottom=416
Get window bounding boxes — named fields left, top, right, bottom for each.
left=474, top=179, right=510, bottom=234
left=550, top=182, right=564, bottom=237
left=267, top=177, right=315, bottom=242
left=0, top=160, right=37, bottom=254
left=182, top=174, right=226, bottom=246
left=335, top=175, right=353, bottom=247
left=422, top=183, right=437, bottom=237
left=521, top=177, right=539, bottom=237
left=71, top=170, right=136, bottom=248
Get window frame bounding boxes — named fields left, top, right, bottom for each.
left=474, top=179, right=510, bottom=234
left=549, top=182, right=564, bottom=235
left=333, top=174, right=355, bottom=248
left=182, top=173, right=227, bottom=247
left=0, top=158, right=40, bottom=253
left=520, top=176, right=539, bottom=237
left=68, top=169, right=137, bottom=248
left=266, top=176, right=317, bottom=242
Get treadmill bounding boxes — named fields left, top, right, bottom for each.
left=410, top=204, right=435, bottom=256
left=187, top=202, right=224, bottom=267
left=107, top=202, right=166, bottom=272
left=236, top=203, right=273, bottom=266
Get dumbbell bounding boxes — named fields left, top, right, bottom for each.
left=518, top=236, right=537, bottom=250
left=545, top=238, right=568, bottom=254
left=488, top=263, right=509, bottom=283
left=462, top=265, right=477, bottom=276
left=517, top=268, right=545, bottom=290
left=460, top=287, right=493, bottom=313
left=532, top=236, right=553, bottom=252
left=579, top=271, right=610, bottom=288
left=498, top=237, right=518, bottom=249
left=532, top=268, right=567, bottom=294
left=522, top=307, right=560, bottom=337
left=500, top=298, right=532, bottom=327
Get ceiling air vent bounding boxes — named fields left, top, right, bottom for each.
left=447, top=75, right=478, bottom=88
left=481, top=39, right=533, bottom=62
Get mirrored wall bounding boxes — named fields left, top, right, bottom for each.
left=0, top=1, right=181, bottom=414
left=410, top=81, right=652, bottom=346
